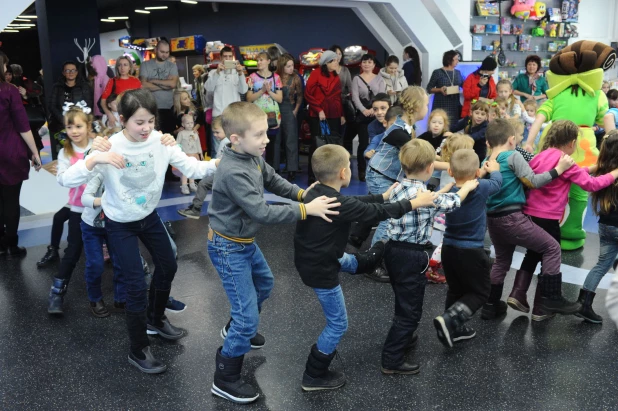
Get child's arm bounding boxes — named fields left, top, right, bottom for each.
left=262, top=160, right=306, bottom=202
left=450, top=117, right=467, bottom=133
left=58, top=151, right=125, bottom=188
left=365, top=132, right=384, bottom=157
left=509, top=151, right=573, bottom=188
left=81, top=173, right=104, bottom=209
left=168, top=145, right=217, bottom=180
left=524, top=112, right=548, bottom=151
left=562, top=163, right=618, bottom=192
left=468, top=122, right=487, bottom=142
left=434, top=161, right=449, bottom=171
left=338, top=189, right=437, bottom=224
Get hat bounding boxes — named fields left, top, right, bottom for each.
left=319, top=50, right=338, bottom=66
left=479, top=56, right=498, bottom=72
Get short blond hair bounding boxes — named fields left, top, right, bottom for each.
left=400, top=139, right=435, bottom=175
left=523, top=99, right=537, bottom=111
left=221, top=101, right=267, bottom=138
left=450, top=149, right=479, bottom=179
left=211, top=116, right=222, bottom=130
left=192, top=64, right=205, bottom=75
left=441, top=134, right=475, bottom=163
left=508, top=118, right=524, bottom=137
left=312, top=144, right=350, bottom=183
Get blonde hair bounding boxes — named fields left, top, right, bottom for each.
left=428, top=109, right=450, bottom=134
left=508, top=118, right=524, bottom=137
left=488, top=105, right=500, bottom=118
left=441, top=134, right=475, bottom=163
left=399, top=86, right=427, bottom=136
left=114, top=56, right=134, bottom=77
left=399, top=139, right=436, bottom=174
left=63, top=107, right=93, bottom=159
left=173, top=90, right=196, bottom=116
left=496, top=79, right=519, bottom=113
left=211, top=116, right=223, bottom=130
left=494, top=96, right=508, bottom=109
left=450, top=149, right=480, bottom=179
left=312, top=145, right=350, bottom=183
left=192, top=64, right=205, bottom=75
left=256, top=52, right=270, bottom=61
left=523, top=98, right=537, bottom=111
left=221, top=101, right=267, bottom=138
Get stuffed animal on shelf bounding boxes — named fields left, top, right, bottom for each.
left=529, top=2, right=547, bottom=20
left=511, top=0, right=535, bottom=20
left=549, top=23, right=557, bottom=37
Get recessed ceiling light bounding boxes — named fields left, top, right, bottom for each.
left=181, top=0, right=198, bottom=3
left=14, top=18, right=31, bottom=21
left=18, top=24, right=35, bottom=26
left=108, top=16, right=129, bottom=20
left=7, top=24, right=20, bottom=26
left=145, top=6, right=168, bottom=9
left=135, top=9, right=150, bottom=14
left=2, top=30, right=20, bottom=33
left=101, top=19, right=115, bottom=22
left=18, top=15, right=37, bottom=18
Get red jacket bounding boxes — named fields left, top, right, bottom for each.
left=304, top=69, right=342, bottom=118
left=461, top=71, right=496, bottom=118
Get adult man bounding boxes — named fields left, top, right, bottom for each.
left=140, top=39, right=179, bottom=134
left=205, top=46, right=248, bottom=155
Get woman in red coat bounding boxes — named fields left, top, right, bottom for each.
left=461, top=57, right=498, bottom=118
left=304, top=50, right=345, bottom=184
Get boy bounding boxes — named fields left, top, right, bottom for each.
left=381, top=139, right=479, bottom=375
left=295, top=144, right=437, bottom=391
left=433, top=150, right=502, bottom=348
left=522, top=99, right=537, bottom=143
left=451, top=100, right=489, bottom=162
left=177, top=116, right=230, bottom=219
left=208, top=102, right=340, bottom=404
left=364, top=93, right=392, bottom=159
left=482, top=119, right=579, bottom=321
left=509, top=118, right=534, bottom=163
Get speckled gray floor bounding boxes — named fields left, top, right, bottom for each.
left=0, top=218, right=616, bottom=410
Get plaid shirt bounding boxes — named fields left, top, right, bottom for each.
left=387, top=179, right=461, bottom=244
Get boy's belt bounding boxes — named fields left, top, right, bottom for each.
left=208, top=227, right=254, bottom=244
left=387, top=241, right=427, bottom=251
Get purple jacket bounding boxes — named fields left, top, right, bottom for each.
left=0, top=82, right=31, bottom=185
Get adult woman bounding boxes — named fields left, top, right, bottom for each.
left=49, top=61, right=93, bottom=139
left=0, top=51, right=42, bottom=256
left=380, top=55, right=409, bottom=104
left=276, top=54, right=303, bottom=181
left=246, top=52, right=283, bottom=169
left=426, top=50, right=463, bottom=125
left=352, top=54, right=386, bottom=181
left=402, top=46, right=422, bottom=86
left=461, top=56, right=498, bottom=117
left=304, top=50, right=344, bottom=184
left=100, top=56, right=142, bottom=129
left=512, top=55, right=549, bottom=102
left=192, top=64, right=208, bottom=110
left=330, top=45, right=354, bottom=150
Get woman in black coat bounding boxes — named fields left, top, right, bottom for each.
left=48, top=61, right=93, bottom=138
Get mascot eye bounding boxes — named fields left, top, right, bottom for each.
left=140, top=161, right=147, bottom=166
left=126, top=162, right=132, bottom=167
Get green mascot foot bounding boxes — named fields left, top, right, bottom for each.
left=560, top=185, right=588, bottom=251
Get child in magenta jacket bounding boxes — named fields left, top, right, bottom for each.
left=508, top=120, right=618, bottom=321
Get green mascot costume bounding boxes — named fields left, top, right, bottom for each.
left=530, top=40, right=617, bottom=250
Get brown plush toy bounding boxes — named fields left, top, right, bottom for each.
left=549, top=40, right=617, bottom=75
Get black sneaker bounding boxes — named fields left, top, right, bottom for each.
left=177, top=207, right=201, bottom=220
left=481, top=300, right=508, bottom=320
left=354, top=241, right=385, bottom=274
left=380, top=362, right=420, bottom=375
left=146, top=317, right=185, bottom=340
left=37, top=245, right=59, bottom=267
left=301, top=370, right=346, bottom=391
left=128, top=347, right=167, bottom=374
left=221, top=321, right=265, bottom=349
left=364, top=265, right=390, bottom=283
left=451, top=325, right=476, bottom=343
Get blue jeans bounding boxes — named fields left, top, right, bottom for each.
left=81, top=221, right=125, bottom=303
left=583, top=223, right=618, bottom=292
left=105, top=211, right=177, bottom=313
left=208, top=233, right=274, bottom=358
left=366, top=168, right=395, bottom=246
left=313, top=285, right=348, bottom=355
left=338, top=253, right=358, bottom=273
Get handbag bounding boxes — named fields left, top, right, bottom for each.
left=355, top=75, right=375, bottom=124
left=316, top=120, right=342, bottom=147
left=96, top=78, right=116, bottom=113
left=253, top=75, right=281, bottom=129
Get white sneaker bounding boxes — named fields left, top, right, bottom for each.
left=189, top=182, right=198, bottom=192
left=180, top=184, right=190, bottom=195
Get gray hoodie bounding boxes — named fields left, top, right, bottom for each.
left=209, top=145, right=306, bottom=241
left=380, top=67, right=409, bottom=104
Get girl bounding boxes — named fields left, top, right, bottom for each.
left=494, top=97, right=510, bottom=119
left=496, top=79, right=525, bottom=119
left=47, top=105, right=93, bottom=315
left=602, top=80, right=610, bottom=95
left=508, top=121, right=618, bottom=321
left=57, top=89, right=218, bottom=374
left=173, top=90, right=200, bottom=136
left=276, top=53, right=303, bottom=181
left=379, top=55, right=409, bottom=104
left=488, top=104, right=500, bottom=122
left=176, top=114, right=203, bottom=194
left=451, top=100, right=489, bottom=162
left=580, top=131, right=618, bottom=323
left=247, top=52, right=283, bottom=168
left=418, top=108, right=451, bottom=151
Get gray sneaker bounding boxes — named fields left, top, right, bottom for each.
left=177, top=207, right=201, bottom=220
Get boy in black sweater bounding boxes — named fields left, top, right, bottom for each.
left=294, top=144, right=436, bottom=392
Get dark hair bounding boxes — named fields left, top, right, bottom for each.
left=329, top=44, right=343, bottom=55
left=221, top=46, right=234, bottom=56
left=106, top=93, right=119, bottom=109
left=10, top=64, right=23, bottom=77
left=607, top=89, right=618, bottom=100
left=485, top=118, right=515, bottom=147
left=0, top=51, right=8, bottom=83
left=63, top=60, right=78, bottom=70
left=267, top=46, right=281, bottom=62
left=542, top=120, right=579, bottom=151
left=592, top=130, right=618, bottom=215
left=524, top=55, right=542, bottom=71
left=386, top=55, right=400, bottom=66
left=361, top=54, right=377, bottom=64
left=157, top=38, right=170, bottom=49
left=320, top=64, right=338, bottom=77
left=442, top=50, right=459, bottom=67
left=118, top=89, right=158, bottom=122
left=404, top=46, right=422, bottom=86
left=371, top=93, right=391, bottom=106
left=386, top=106, right=404, bottom=122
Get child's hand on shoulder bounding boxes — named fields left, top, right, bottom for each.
left=556, top=153, right=575, bottom=174
left=92, top=136, right=112, bottom=152
left=461, top=179, right=479, bottom=192
left=411, top=189, right=437, bottom=208
left=484, top=159, right=500, bottom=173
left=160, top=134, right=177, bottom=147
left=94, top=152, right=125, bottom=169
left=305, top=195, right=341, bottom=223
left=382, top=182, right=399, bottom=200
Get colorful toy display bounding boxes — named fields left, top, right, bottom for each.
left=510, top=0, right=535, bottom=20
left=561, top=0, right=579, bottom=22
left=476, top=0, right=499, bottom=16
left=529, top=2, right=547, bottom=20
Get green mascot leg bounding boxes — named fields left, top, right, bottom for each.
left=559, top=184, right=588, bottom=250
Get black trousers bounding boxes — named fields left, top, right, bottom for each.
left=308, top=117, right=341, bottom=181
left=158, top=108, right=176, bottom=135
left=51, top=206, right=71, bottom=248
left=356, top=122, right=370, bottom=173
left=0, top=182, right=23, bottom=247
left=441, top=245, right=491, bottom=313
left=56, top=211, right=83, bottom=283
left=520, top=216, right=561, bottom=274
left=382, top=242, right=428, bottom=368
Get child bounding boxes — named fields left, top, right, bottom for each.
left=57, top=89, right=218, bottom=374
left=418, top=108, right=451, bottom=151
left=434, top=150, right=502, bottom=347
left=381, top=139, right=478, bottom=374
left=102, top=94, right=122, bottom=134
left=365, top=106, right=404, bottom=159
left=602, top=80, right=611, bottom=95
left=364, top=93, right=392, bottom=159
left=488, top=104, right=500, bottom=122
left=295, top=144, right=437, bottom=391
left=509, top=122, right=618, bottom=322
left=606, top=89, right=618, bottom=126
left=522, top=99, right=538, bottom=142
left=177, top=116, right=230, bottom=219
left=495, top=97, right=509, bottom=119
left=37, top=206, right=69, bottom=267
left=482, top=118, right=579, bottom=320
left=451, top=100, right=489, bottom=162
left=496, top=79, right=524, bottom=119
left=509, top=118, right=534, bottom=162
left=47, top=105, right=93, bottom=315
left=207, top=102, right=341, bottom=404
left=176, top=114, right=203, bottom=194
left=173, top=90, right=200, bottom=136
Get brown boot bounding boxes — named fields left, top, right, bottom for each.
left=507, top=270, right=533, bottom=313
left=531, top=285, right=556, bottom=322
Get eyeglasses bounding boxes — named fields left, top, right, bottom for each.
left=480, top=74, right=491, bottom=79
left=64, top=69, right=77, bottom=74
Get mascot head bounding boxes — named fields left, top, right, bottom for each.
left=549, top=40, right=616, bottom=75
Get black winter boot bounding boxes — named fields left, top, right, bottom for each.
left=301, top=344, right=346, bottom=391
left=433, top=301, right=474, bottom=348
left=481, top=283, right=508, bottom=320
left=575, top=289, right=603, bottom=324
left=147, top=288, right=184, bottom=340
left=211, top=347, right=259, bottom=404
left=221, top=318, right=265, bottom=349
left=48, top=278, right=68, bottom=315
left=538, top=273, right=581, bottom=314
left=37, top=245, right=59, bottom=267
left=354, top=241, right=385, bottom=274
left=126, top=310, right=166, bottom=374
